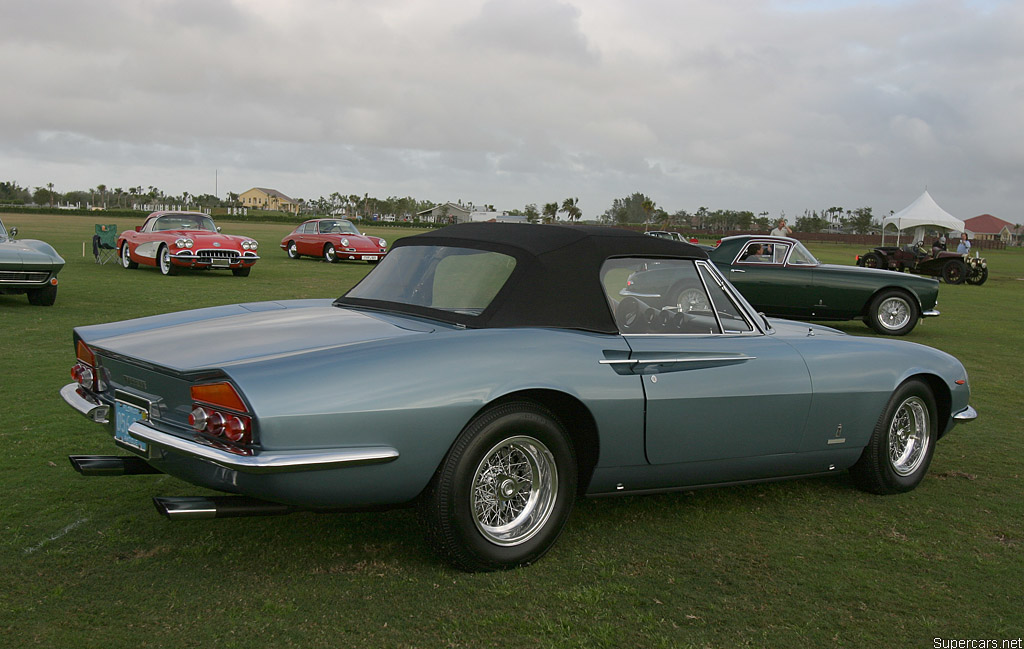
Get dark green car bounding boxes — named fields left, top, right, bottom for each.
left=700, top=235, right=939, bottom=335
left=0, top=217, right=65, bottom=306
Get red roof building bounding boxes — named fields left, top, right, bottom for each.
left=963, top=214, right=1017, bottom=244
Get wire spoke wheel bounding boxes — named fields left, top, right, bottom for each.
left=419, top=400, right=577, bottom=571
left=851, top=379, right=936, bottom=494
left=867, top=289, right=918, bottom=335
left=471, top=436, right=557, bottom=546
left=675, top=287, right=709, bottom=312
left=888, top=396, right=931, bottom=477
left=878, top=296, right=911, bottom=331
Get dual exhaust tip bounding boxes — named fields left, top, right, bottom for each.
left=69, top=455, right=293, bottom=520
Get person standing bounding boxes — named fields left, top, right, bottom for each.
left=957, top=232, right=972, bottom=254
left=770, top=219, right=792, bottom=237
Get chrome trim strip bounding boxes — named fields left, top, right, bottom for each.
left=922, top=309, right=940, bottom=318
left=60, top=383, right=110, bottom=424
left=953, top=405, right=977, bottom=422
left=618, top=289, right=662, bottom=299
left=600, top=355, right=756, bottom=366
left=126, top=421, right=400, bottom=474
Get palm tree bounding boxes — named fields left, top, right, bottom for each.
left=641, top=199, right=655, bottom=231
left=542, top=202, right=558, bottom=223
left=560, top=197, right=581, bottom=222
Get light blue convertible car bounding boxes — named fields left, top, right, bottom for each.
left=61, top=223, right=976, bottom=570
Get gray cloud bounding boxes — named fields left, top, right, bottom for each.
left=1, top=0, right=1021, bottom=221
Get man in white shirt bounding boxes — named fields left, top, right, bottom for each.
left=770, top=219, right=792, bottom=237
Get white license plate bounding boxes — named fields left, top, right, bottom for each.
left=361, top=255, right=379, bottom=261
left=114, top=400, right=148, bottom=454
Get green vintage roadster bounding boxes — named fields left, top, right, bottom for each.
left=0, top=216, right=64, bottom=306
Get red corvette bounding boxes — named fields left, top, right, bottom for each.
left=119, top=211, right=260, bottom=277
left=280, top=219, right=387, bottom=263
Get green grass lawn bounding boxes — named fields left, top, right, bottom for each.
left=2, top=214, right=1022, bottom=648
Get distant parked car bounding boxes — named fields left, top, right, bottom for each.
left=0, top=217, right=64, bottom=306
left=280, top=219, right=387, bottom=263
left=856, top=243, right=988, bottom=286
left=118, top=211, right=259, bottom=277
left=695, top=235, right=940, bottom=335
left=645, top=230, right=685, bottom=242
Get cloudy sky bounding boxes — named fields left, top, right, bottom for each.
left=2, top=0, right=1021, bottom=221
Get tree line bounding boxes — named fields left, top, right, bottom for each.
left=1, top=180, right=880, bottom=234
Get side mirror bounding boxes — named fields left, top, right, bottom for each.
left=217, top=226, right=222, bottom=232
left=135, top=226, right=142, bottom=232
left=8, top=226, right=17, bottom=238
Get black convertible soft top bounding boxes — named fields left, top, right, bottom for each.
left=337, top=222, right=707, bottom=333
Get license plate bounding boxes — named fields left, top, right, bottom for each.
left=362, top=255, right=379, bottom=261
left=115, top=400, right=148, bottom=454
left=210, top=258, right=231, bottom=268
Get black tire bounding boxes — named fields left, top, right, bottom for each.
left=121, top=243, right=138, bottom=269
left=860, top=252, right=884, bottom=269
left=232, top=267, right=251, bottom=277
left=966, top=266, right=988, bottom=286
left=286, top=241, right=300, bottom=259
left=27, top=284, right=57, bottom=306
left=850, top=379, right=937, bottom=494
left=941, top=260, right=966, bottom=284
left=419, top=400, right=577, bottom=572
left=865, top=289, right=918, bottom=336
left=157, top=245, right=177, bottom=276
left=324, top=244, right=337, bottom=263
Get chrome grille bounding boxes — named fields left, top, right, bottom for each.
left=195, top=249, right=240, bottom=261
left=0, top=270, right=49, bottom=284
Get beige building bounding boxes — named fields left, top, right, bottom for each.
left=239, top=187, right=299, bottom=214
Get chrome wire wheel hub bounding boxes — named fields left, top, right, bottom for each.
left=676, top=288, right=708, bottom=312
left=888, top=396, right=930, bottom=476
left=471, top=436, right=557, bottom=546
left=880, top=297, right=910, bottom=330
left=159, top=249, right=171, bottom=273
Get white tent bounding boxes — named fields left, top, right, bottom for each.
left=882, top=191, right=966, bottom=245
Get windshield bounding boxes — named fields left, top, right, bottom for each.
left=0, top=219, right=7, bottom=240
left=318, top=219, right=360, bottom=235
left=788, top=241, right=819, bottom=265
left=153, top=214, right=217, bottom=232
left=344, top=245, right=516, bottom=316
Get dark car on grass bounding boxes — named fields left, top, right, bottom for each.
left=688, top=235, right=939, bottom=335
left=0, top=216, right=64, bottom=306
left=61, top=224, right=974, bottom=571
left=856, top=243, right=988, bottom=286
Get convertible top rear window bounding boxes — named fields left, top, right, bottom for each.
left=344, top=246, right=516, bottom=315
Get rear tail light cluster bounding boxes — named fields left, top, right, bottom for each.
left=71, top=340, right=105, bottom=392
left=188, top=382, right=253, bottom=446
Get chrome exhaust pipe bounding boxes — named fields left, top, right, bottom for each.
left=153, top=496, right=295, bottom=520
left=69, top=455, right=163, bottom=476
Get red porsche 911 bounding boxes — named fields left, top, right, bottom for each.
left=280, top=219, right=387, bottom=263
